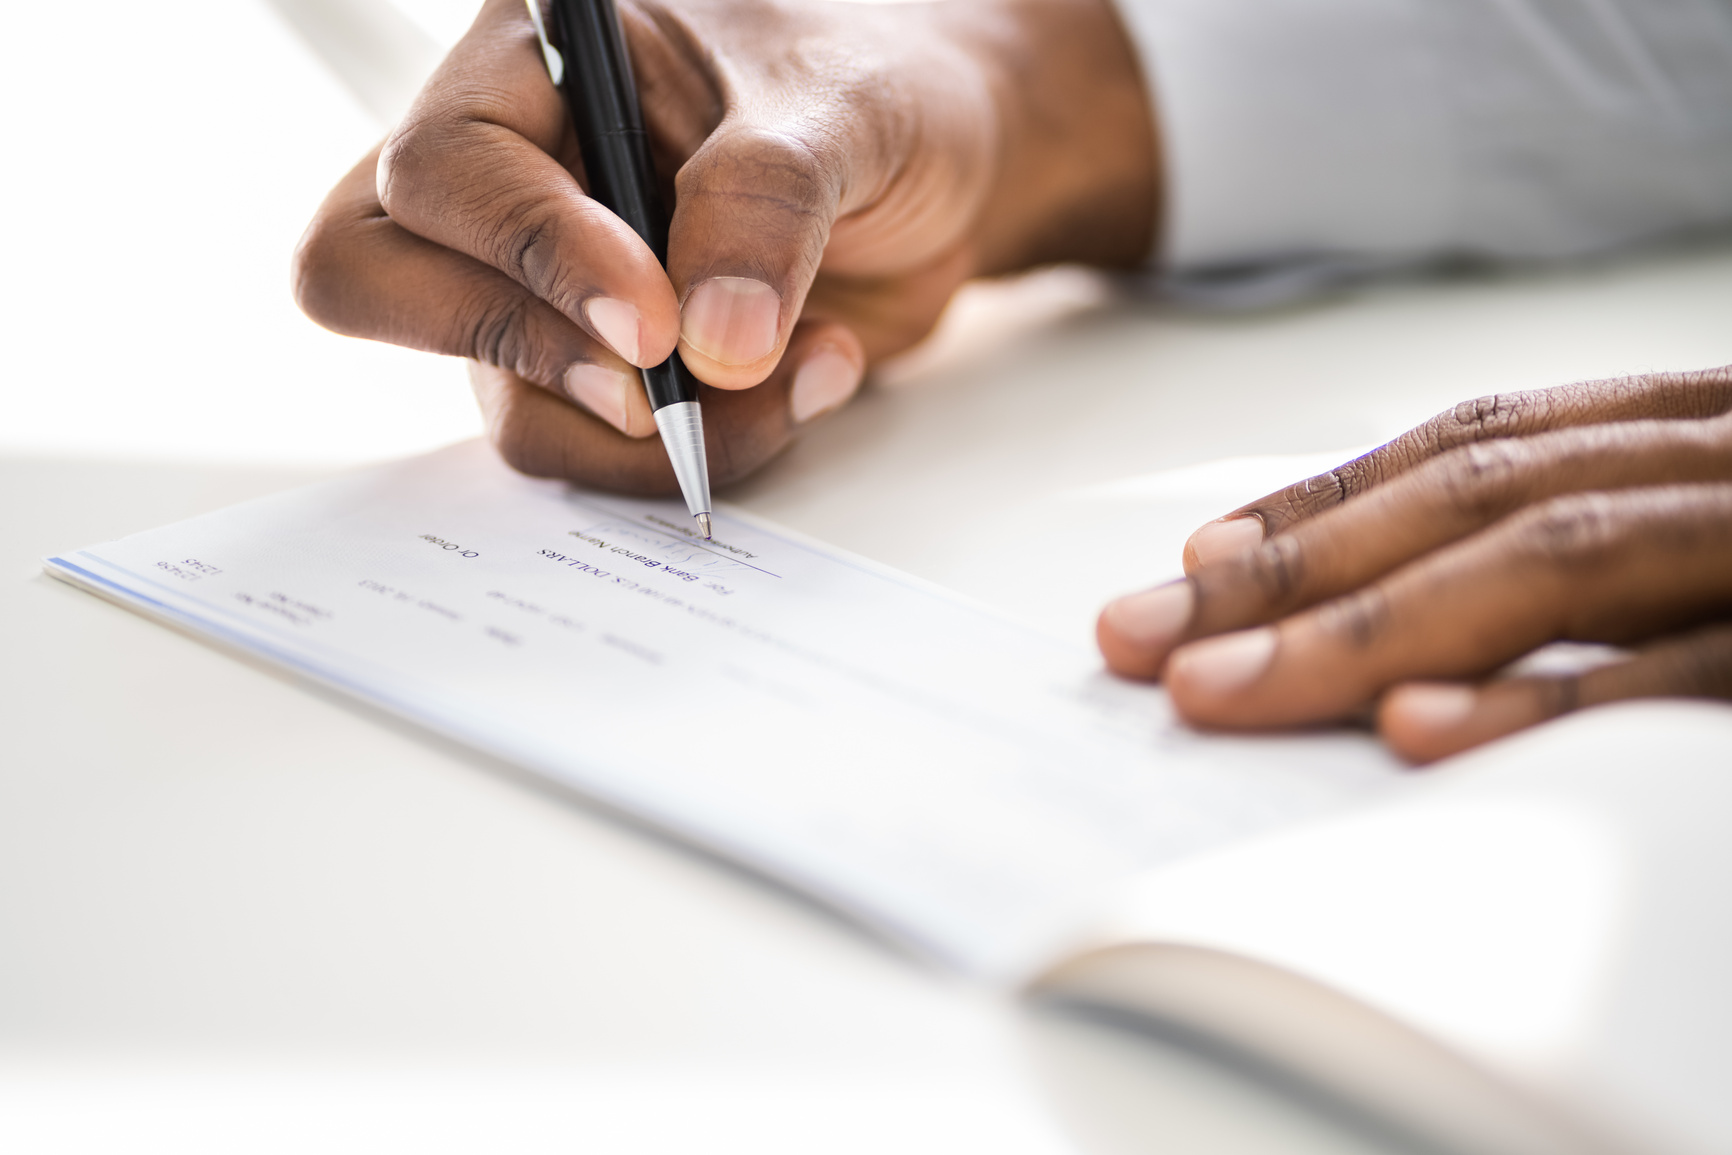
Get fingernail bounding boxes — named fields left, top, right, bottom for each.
left=682, top=277, right=781, bottom=365
left=1186, top=518, right=1265, bottom=569
left=790, top=347, right=862, bottom=423
left=584, top=297, right=643, bottom=366
left=1103, top=581, right=1193, bottom=651
left=1389, top=683, right=1478, bottom=735
left=1170, top=628, right=1277, bottom=697
left=564, top=362, right=639, bottom=433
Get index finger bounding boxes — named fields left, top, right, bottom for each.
left=376, top=0, right=682, bottom=369
left=1185, top=367, right=1732, bottom=570
left=1166, top=484, right=1732, bottom=732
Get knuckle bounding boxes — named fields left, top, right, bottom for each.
left=458, top=290, right=565, bottom=385
left=1427, top=389, right=1548, bottom=451
left=1244, top=535, right=1307, bottom=607
left=679, top=124, right=838, bottom=218
left=1432, top=439, right=1531, bottom=522
left=1515, top=492, right=1628, bottom=570
left=467, top=298, right=533, bottom=374
left=479, top=202, right=566, bottom=300
left=1267, top=457, right=1375, bottom=526
left=1327, top=456, right=1378, bottom=502
left=453, top=193, right=568, bottom=304
left=1315, top=586, right=1392, bottom=652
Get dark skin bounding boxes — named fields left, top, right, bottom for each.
left=293, top=0, right=1159, bottom=490
left=1098, top=367, right=1732, bottom=761
left=296, top=1, right=1732, bottom=758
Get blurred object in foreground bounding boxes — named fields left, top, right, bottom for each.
left=262, top=0, right=443, bottom=126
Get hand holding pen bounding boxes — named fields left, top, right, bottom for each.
left=533, top=0, right=716, bottom=534
left=293, top=0, right=1156, bottom=496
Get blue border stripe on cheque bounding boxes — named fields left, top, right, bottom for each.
left=42, top=553, right=983, bottom=971
left=45, top=555, right=466, bottom=724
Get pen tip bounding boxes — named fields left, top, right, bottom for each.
left=697, top=512, right=712, bottom=540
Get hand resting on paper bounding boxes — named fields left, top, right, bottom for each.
left=293, top=0, right=1156, bottom=492
left=1098, top=366, right=1732, bottom=763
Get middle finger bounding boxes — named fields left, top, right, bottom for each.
left=1164, top=483, right=1732, bottom=730
left=473, top=317, right=866, bottom=493
left=1099, top=414, right=1732, bottom=677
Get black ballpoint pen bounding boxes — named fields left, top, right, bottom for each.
left=526, top=0, right=714, bottom=539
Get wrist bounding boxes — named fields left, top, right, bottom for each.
left=940, top=0, right=1161, bottom=276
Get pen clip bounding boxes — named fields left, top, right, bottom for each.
left=524, top=0, right=565, bottom=86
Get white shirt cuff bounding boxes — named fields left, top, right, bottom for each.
left=1115, top=0, right=1452, bottom=271
left=1115, top=0, right=1732, bottom=277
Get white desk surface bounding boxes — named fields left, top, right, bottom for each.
left=5, top=2, right=1732, bottom=1152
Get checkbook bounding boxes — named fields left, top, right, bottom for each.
left=48, top=441, right=1732, bottom=1155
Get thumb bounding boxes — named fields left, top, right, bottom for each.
left=667, top=117, right=849, bottom=389
left=657, top=7, right=993, bottom=389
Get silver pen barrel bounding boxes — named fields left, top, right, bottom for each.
left=652, top=401, right=713, bottom=538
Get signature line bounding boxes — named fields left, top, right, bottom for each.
left=614, top=520, right=783, bottom=579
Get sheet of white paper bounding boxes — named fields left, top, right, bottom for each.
left=45, top=441, right=1404, bottom=978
